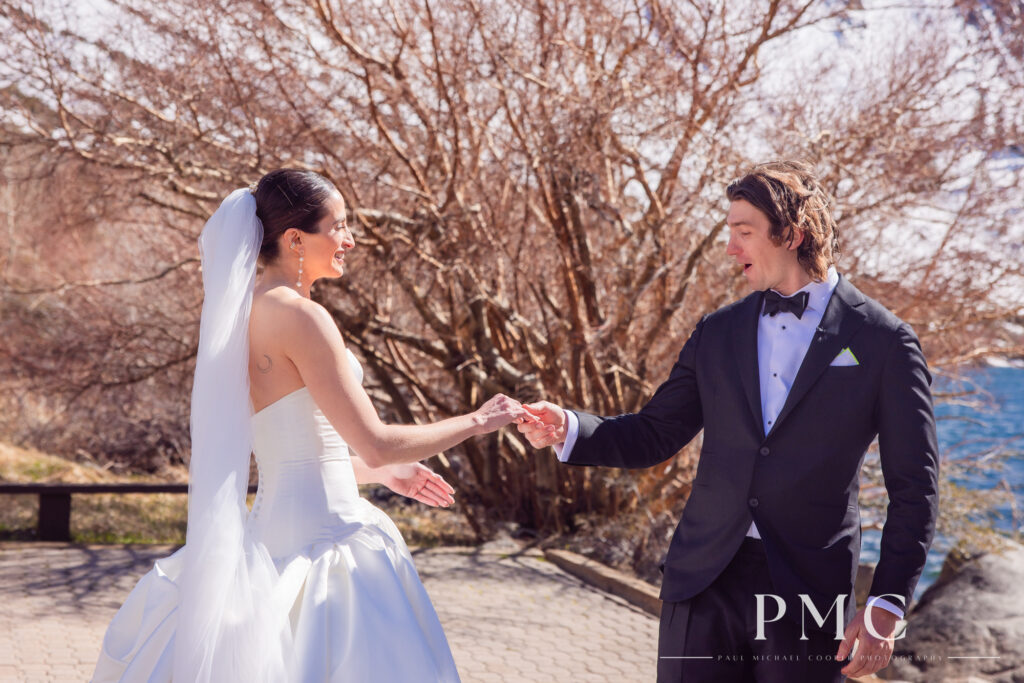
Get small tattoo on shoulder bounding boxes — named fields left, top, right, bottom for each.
left=256, top=354, right=273, bottom=374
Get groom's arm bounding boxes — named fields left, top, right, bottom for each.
left=869, top=322, right=940, bottom=612
left=838, top=325, right=937, bottom=678
left=560, top=316, right=707, bottom=470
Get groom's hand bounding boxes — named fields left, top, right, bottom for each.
left=836, top=605, right=899, bottom=678
left=515, top=402, right=567, bottom=448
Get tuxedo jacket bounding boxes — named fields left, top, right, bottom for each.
left=567, top=275, right=939, bottom=625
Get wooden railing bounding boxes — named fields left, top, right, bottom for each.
left=0, top=483, right=256, bottom=542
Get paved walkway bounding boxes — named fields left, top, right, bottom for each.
left=0, top=542, right=658, bottom=682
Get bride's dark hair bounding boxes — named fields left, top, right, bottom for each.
left=253, top=169, right=337, bottom=263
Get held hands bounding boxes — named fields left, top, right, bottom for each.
left=379, top=462, right=456, bottom=508
left=469, top=395, right=565, bottom=449
left=471, top=393, right=530, bottom=433
left=836, top=605, right=899, bottom=678
left=515, top=401, right=567, bottom=448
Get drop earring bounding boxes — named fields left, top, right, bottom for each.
left=296, top=252, right=304, bottom=288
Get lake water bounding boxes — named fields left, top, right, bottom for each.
left=860, top=365, right=1024, bottom=600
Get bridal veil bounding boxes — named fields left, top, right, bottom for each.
left=176, top=188, right=290, bottom=681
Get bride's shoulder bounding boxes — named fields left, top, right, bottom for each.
left=252, top=287, right=338, bottom=338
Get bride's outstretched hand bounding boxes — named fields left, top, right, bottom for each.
left=380, top=463, right=456, bottom=508
left=471, top=393, right=530, bottom=433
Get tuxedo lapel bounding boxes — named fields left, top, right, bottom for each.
left=766, top=276, right=868, bottom=439
left=732, top=293, right=765, bottom=438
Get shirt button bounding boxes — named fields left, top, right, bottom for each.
left=760, top=447, right=770, bottom=456
left=749, top=497, right=759, bottom=508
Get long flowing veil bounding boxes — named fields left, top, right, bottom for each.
left=174, top=188, right=290, bottom=681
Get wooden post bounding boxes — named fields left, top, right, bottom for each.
left=38, top=492, right=72, bottom=541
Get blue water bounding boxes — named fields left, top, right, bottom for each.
left=860, top=366, right=1024, bottom=600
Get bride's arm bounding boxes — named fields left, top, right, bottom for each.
left=349, top=454, right=381, bottom=485
left=281, top=298, right=526, bottom=468
left=351, top=455, right=456, bottom=508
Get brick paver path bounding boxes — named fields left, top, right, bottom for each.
left=0, top=543, right=657, bottom=682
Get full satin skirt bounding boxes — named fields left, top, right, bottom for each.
left=91, top=500, right=460, bottom=683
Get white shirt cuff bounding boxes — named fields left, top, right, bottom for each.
left=866, top=595, right=905, bottom=620
left=553, top=409, right=579, bottom=463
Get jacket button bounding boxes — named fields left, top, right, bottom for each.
left=759, top=446, right=770, bottom=456
left=748, top=497, right=759, bottom=508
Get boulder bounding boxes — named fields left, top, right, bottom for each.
left=881, top=541, right=1024, bottom=682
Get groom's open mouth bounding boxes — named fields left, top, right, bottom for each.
left=743, top=263, right=752, bottom=272
left=334, top=251, right=346, bottom=263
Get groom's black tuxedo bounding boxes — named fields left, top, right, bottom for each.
left=566, top=274, right=939, bottom=628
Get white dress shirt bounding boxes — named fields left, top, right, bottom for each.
left=555, top=266, right=904, bottom=619
left=750, top=267, right=841, bottom=536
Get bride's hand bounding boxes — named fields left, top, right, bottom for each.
left=379, top=462, right=455, bottom=508
left=471, top=393, right=530, bottom=433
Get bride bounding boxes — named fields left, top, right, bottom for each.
left=91, top=169, right=527, bottom=682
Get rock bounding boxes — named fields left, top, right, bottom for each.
left=855, top=562, right=876, bottom=608
left=881, top=541, right=1024, bottom=682
left=545, top=548, right=662, bottom=616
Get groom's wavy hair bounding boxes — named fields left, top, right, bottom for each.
left=726, top=160, right=840, bottom=282
left=253, top=169, right=338, bottom=263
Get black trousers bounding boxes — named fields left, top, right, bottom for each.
left=657, top=538, right=846, bottom=683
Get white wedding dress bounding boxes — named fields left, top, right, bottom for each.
left=92, top=350, right=461, bottom=682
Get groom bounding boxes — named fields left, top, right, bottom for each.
left=518, top=161, right=939, bottom=682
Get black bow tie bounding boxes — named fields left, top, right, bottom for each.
left=763, top=290, right=810, bottom=319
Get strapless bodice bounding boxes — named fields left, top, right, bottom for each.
left=247, top=350, right=366, bottom=559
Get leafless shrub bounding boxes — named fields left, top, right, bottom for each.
left=1, top=1, right=1020, bottom=561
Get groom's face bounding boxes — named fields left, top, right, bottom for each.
left=726, top=199, right=803, bottom=293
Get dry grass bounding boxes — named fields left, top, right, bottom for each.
left=0, top=441, right=474, bottom=546
left=363, top=488, right=478, bottom=548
